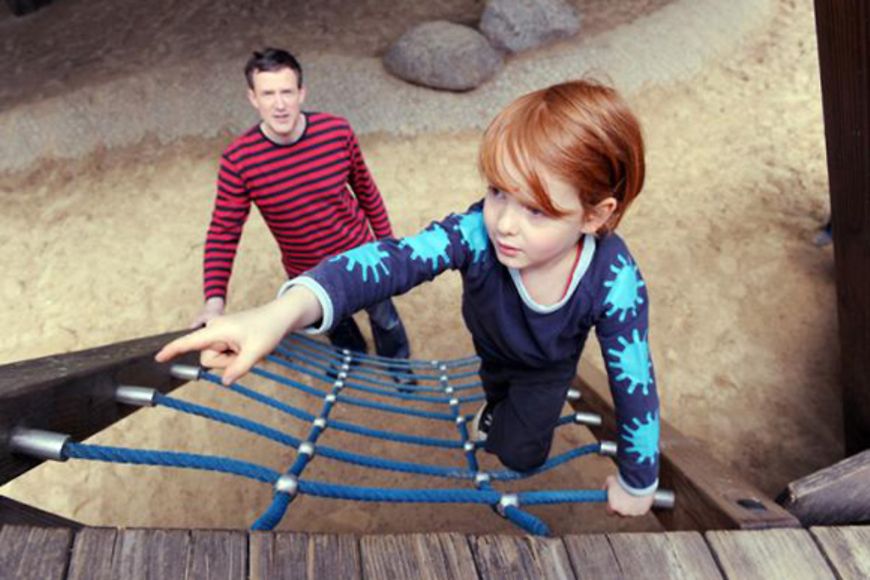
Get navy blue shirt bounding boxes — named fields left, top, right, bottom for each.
left=284, top=201, right=660, bottom=494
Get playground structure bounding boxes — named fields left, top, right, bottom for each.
left=1, top=0, right=868, bottom=576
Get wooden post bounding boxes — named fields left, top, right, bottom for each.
left=813, top=1, right=870, bottom=453
left=573, top=360, right=800, bottom=531
left=0, top=331, right=195, bottom=486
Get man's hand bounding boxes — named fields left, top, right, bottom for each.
left=604, top=475, right=655, bottom=517
left=190, top=297, right=226, bottom=329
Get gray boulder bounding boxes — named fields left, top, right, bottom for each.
left=480, top=0, right=582, bottom=54
left=383, top=21, right=503, bottom=91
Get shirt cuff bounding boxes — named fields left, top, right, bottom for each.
left=617, top=473, right=659, bottom=497
left=277, top=276, right=334, bottom=334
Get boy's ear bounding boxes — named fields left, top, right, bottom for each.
left=581, top=197, right=618, bottom=234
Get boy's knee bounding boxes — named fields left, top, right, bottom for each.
left=497, top=444, right=548, bottom=473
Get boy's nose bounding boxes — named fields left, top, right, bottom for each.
left=496, top=206, right=519, bottom=235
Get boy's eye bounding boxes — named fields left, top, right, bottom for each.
left=487, top=186, right=504, bottom=198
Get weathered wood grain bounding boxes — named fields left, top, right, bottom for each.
left=813, top=0, right=870, bottom=454
left=573, top=360, right=799, bottom=531
left=810, top=526, right=870, bottom=580
left=361, top=533, right=477, bottom=580
left=706, top=528, right=835, bottom=580
left=606, top=531, right=722, bottom=579
left=562, top=534, right=623, bottom=580
left=470, top=534, right=575, bottom=579
left=114, top=528, right=192, bottom=579
left=0, top=524, right=73, bottom=580
left=778, top=449, right=870, bottom=525
left=250, top=532, right=360, bottom=579
left=188, top=530, right=247, bottom=579
left=67, top=528, right=118, bottom=580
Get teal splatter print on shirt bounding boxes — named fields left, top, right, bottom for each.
left=603, top=254, right=645, bottom=322
left=330, top=242, right=390, bottom=283
left=607, top=328, right=653, bottom=396
left=622, top=411, right=659, bottom=465
left=399, top=224, right=451, bottom=270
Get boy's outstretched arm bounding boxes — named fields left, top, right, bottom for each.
left=156, top=286, right=323, bottom=385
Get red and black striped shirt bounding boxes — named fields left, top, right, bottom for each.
left=203, top=112, right=394, bottom=300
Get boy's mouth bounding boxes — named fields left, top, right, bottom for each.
left=496, top=241, right=520, bottom=257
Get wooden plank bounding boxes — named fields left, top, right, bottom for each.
left=470, top=535, right=575, bottom=579
left=0, top=524, right=73, bottom=580
left=778, top=449, right=870, bottom=525
left=67, top=528, right=118, bottom=580
left=573, top=360, right=800, bottom=530
left=0, top=330, right=195, bottom=486
left=811, top=526, right=870, bottom=580
left=114, top=528, right=191, bottom=579
left=562, top=534, right=623, bottom=580
left=188, top=530, right=247, bottom=579
left=250, top=532, right=360, bottom=579
left=361, top=533, right=477, bottom=580
left=605, top=531, right=722, bottom=579
left=706, top=528, right=835, bottom=580
left=0, top=495, right=82, bottom=528
left=813, top=0, right=870, bottom=454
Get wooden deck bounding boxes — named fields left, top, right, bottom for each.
left=1, top=524, right=868, bottom=579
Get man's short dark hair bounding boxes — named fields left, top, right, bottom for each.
left=244, top=48, right=303, bottom=89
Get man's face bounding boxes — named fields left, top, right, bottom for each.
left=247, top=68, right=306, bottom=142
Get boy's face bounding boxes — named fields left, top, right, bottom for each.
left=483, top=165, right=608, bottom=277
left=247, top=68, right=306, bottom=143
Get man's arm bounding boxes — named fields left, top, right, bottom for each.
left=345, top=128, right=393, bottom=239
left=191, top=154, right=252, bottom=327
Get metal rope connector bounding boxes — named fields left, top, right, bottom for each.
left=599, top=440, right=618, bottom=456
left=448, top=398, right=459, bottom=407
left=444, top=386, right=454, bottom=394
left=10, top=428, right=70, bottom=461
left=169, top=364, right=201, bottom=381
left=298, top=442, right=315, bottom=457
left=474, top=472, right=491, bottom=485
left=313, top=418, right=327, bottom=429
left=463, top=441, right=475, bottom=452
left=325, top=394, right=337, bottom=403
left=333, top=380, right=344, bottom=391
left=566, top=388, right=582, bottom=401
left=454, top=415, right=465, bottom=424
left=274, top=474, right=299, bottom=497
left=115, top=386, right=157, bottom=407
left=573, top=412, right=602, bottom=427
left=496, top=494, right=519, bottom=517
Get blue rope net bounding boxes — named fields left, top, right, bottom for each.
left=62, top=333, right=610, bottom=536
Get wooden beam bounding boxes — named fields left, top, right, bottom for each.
left=813, top=0, right=870, bottom=453
left=777, top=449, right=870, bottom=525
left=0, top=496, right=82, bottom=529
left=572, top=359, right=800, bottom=531
left=0, top=330, right=196, bottom=486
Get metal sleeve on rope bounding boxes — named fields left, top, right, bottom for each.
left=574, top=412, right=602, bottom=426
left=115, top=386, right=157, bottom=407
left=9, top=428, right=70, bottom=461
left=599, top=440, right=618, bottom=456
left=170, top=364, right=202, bottom=381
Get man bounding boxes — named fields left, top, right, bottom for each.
left=192, top=47, right=412, bottom=372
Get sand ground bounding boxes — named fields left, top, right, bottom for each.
left=0, top=0, right=840, bottom=534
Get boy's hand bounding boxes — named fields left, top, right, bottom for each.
left=158, top=287, right=322, bottom=385
left=604, top=475, right=655, bottom=517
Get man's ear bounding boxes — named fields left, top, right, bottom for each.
left=298, top=86, right=307, bottom=105
left=247, top=88, right=258, bottom=110
left=582, top=197, right=618, bottom=234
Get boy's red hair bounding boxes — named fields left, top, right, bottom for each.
left=479, top=79, right=645, bottom=234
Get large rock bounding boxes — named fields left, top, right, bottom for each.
left=480, top=0, right=582, bottom=54
left=383, top=21, right=503, bottom=91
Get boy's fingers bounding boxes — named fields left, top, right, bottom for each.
left=221, top=351, right=261, bottom=386
left=155, top=328, right=220, bottom=362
